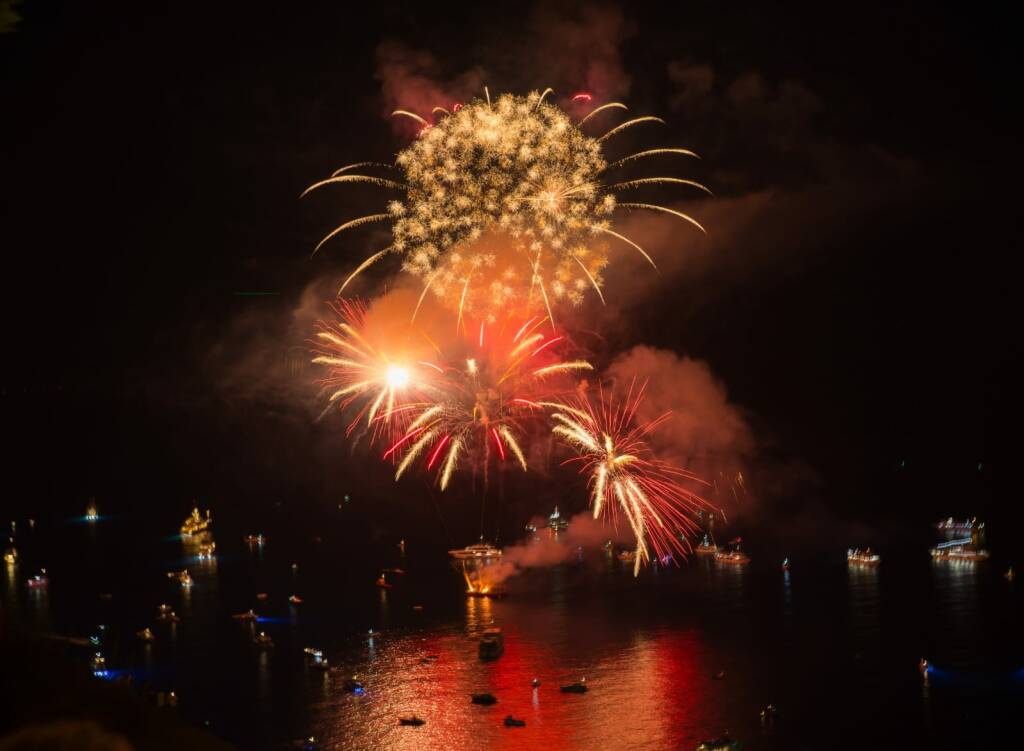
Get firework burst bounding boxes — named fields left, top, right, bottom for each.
left=311, top=299, right=438, bottom=443
left=550, top=381, right=708, bottom=575
left=390, top=315, right=592, bottom=489
left=304, top=88, right=709, bottom=322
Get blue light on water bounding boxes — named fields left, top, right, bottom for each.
left=255, top=616, right=288, bottom=624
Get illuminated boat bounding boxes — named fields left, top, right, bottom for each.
left=1006, top=567, right=1016, bottom=581
left=546, top=506, right=569, bottom=533
left=449, top=542, right=505, bottom=596
left=197, top=541, right=216, bottom=561
left=617, top=550, right=636, bottom=563
left=936, top=517, right=983, bottom=535
left=376, top=575, right=393, bottom=590
left=479, top=627, right=504, bottom=660
left=289, top=594, right=304, bottom=604
left=91, top=653, right=106, bottom=672
left=85, top=500, right=99, bottom=521
left=560, top=680, right=588, bottom=693
left=137, top=628, right=155, bottom=642
left=166, top=570, right=193, bottom=587
left=233, top=609, right=258, bottom=621
left=156, top=609, right=180, bottom=622
left=930, top=538, right=989, bottom=562
left=714, top=539, right=750, bottom=565
left=180, top=506, right=212, bottom=536
left=307, top=650, right=329, bottom=670
left=847, top=548, right=881, bottom=566
left=254, top=631, right=274, bottom=649
left=26, top=569, right=48, bottom=588
left=398, top=716, right=425, bottom=726
left=3, top=547, right=16, bottom=565
left=343, top=677, right=365, bottom=693
left=243, top=533, right=265, bottom=545
left=504, top=716, right=526, bottom=727
left=695, top=533, right=718, bottom=555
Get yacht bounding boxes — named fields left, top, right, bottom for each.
left=847, top=548, right=881, bottom=566
left=180, top=506, right=212, bottom=536
left=714, top=538, right=750, bottom=565
left=930, top=539, right=990, bottom=562
left=546, top=506, right=569, bottom=533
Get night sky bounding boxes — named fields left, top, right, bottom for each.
left=2, top=2, right=1020, bottom=542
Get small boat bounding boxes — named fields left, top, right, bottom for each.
left=254, top=631, right=274, bottom=649
left=166, top=570, right=192, bottom=586
left=3, top=547, right=16, bottom=565
left=156, top=609, right=180, bottom=623
left=26, top=569, right=48, bottom=588
left=289, top=594, right=303, bottom=604
left=546, top=506, right=569, bottom=533
left=412, top=605, right=424, bottom=611
left=696, top=736, right=741, bottom=751
left=398, top=716, right=425, bottom=726
left=157, top=603, right=172, bottom=613
left=256, top=593, right=268, bottom=601
left=243, top=533, right=265, bottom=545
left=471, top=692, right=498, bottom=705
left=85, top=501, right=99, bottom=521
left=137, top=628, right=155, bottom=642
left=479, top=627, right=504, bottom=660
left=382, top=568, right=405, bottom=575
left=295, top=737, right=319, bottom=751
left=342, top=677, right=365, bottom=693
left=197, top=541, right=216, bottom=561
left=617, top=550, right=636, bottom=563
left=504, top=715, right=526, bottom=727
left=695, top=534, right=718, bottom=555
left=375, top=576, right=392, bottom=589
left=531, top=678, right=541, bottom=688
left=560, top=681, right=588, bottom=693
left=91, top=653, right=106, bottom=672
left=309, top=655, right=329, bottom=670
left=233, top=609, right=258, bottom=621
left=1006, top=567, right=1016, bottom=581
left=715, top=539, right=750, bottom=565
left=424, top=654, right=439, bottom=660
left=781, top=557, right=790, bottom=571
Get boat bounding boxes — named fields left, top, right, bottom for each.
left=398, top=716, right=425, bottom=726
left=254, top=631, right=274, bottom=649
left=412, top=604, right=424, bottom=611
left=233, top=609, right=258, bottom=621
left=617, top=550, right=636, bottom=563
left=546, top=506, right=569, bottom=533
left=289, top=594, right=304, bottom=604
left=156, top=610, right=180, bottom=623
left=309, top=654, right=329, bottom=670
left=479, top=627, right=504, bottom=660
left=166, top=570, right=193, bottom=587
left=342, top=677, right=365, bottom=693
left=295, top=737, right=319, bottom=751
left=847, top=548, right=881, bottom=566
left=180, top=506, right=212, bottom=536
left=449, top=542, right=505, bottom=596
left=781, top=557, right=790, bottom=571
left=3, top=547, right=16, bottom=565
left=1006, top=567, right=1016, bottom=581
left=382, top=568, right=405, bottom=575
left=137, top=628, right=155, bottom=642
left=157, top=603, right=171, bottom=613
left=696, top=736, right=742, bottom=751
left=560, top=681, right=588, bottom=693
left=85, top=501, right=99, bottom=521
left=26, top=569, right=48, bottom=588
left=695, top=533, right=718, bottom=555
left=471, top=692, right=498, bottom=705
left=197, top=541, right=216, bottom=561
left=715, top=538, right=750, bottom=565
left=256, top=592, right=268, bottom=600
left=930, top=539, right=990, bottom=562
left=532, top=678, right=541, bottom=688
left=375, top=576, right=392, bottom=589
left=504, top=716, right=526, bottom=727
left=91, top=653, right=106, bottom=672
left=244, top=533, right=265, bottom=545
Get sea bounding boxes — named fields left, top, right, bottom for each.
left=2, top=501, right=1021, bottom=750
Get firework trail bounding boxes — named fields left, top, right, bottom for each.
left=311, top=299, right=440, bottom=444
left=390, top=315, right=592, bottom=489
left=303, top=89, right=708, bottom=322
left=550, top=381, right=709, bottom=575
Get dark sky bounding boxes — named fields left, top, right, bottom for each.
left=2, top=1, right=1021, bottom=542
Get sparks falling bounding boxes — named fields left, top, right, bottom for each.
left=391, top=316, right=592, bottom=489
left=550, top=382, right=709, bottom=575
left=303, top=89, right=709, bottom=321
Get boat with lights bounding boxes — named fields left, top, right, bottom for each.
left=180, top=506, right=212, bottom=536
left=847, top=548, right=881, bottom=566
